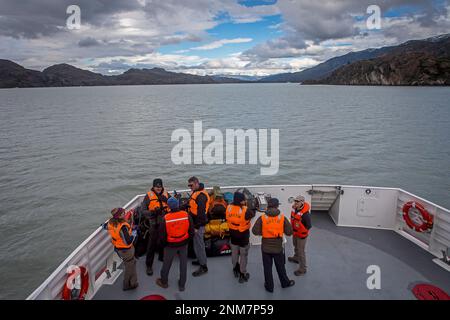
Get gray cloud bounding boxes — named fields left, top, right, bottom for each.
left=0, top=0, right=142, bottom=38
left=243, top=35, right=308, bottom=60
left=78, top=37, right=101, bottom=47
left=0, top=0, right=448, bottom=75
left=89, top=59, right=157, bottom=74
left=277, top=0, right=438, bottom=42
left=243, top=0, right=449, bottom=62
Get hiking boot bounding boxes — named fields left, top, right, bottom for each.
left=178, top=280, right=185, bottom=292
left=156, top=278, right=168, bottom=289
left=294, top=269, right=307, bottom=276
left=233, top=263, right=240, bottom=278
left=288, top=256, right=299, bottom=264
left=191, top=260, right=200, bottom=266
left=146, top=266, right=153, bottom=276
left=282, top=280, right=295, bottom=288
left=192, top=265, right=208, bottom=277
left=264, top=283, right=273, bottom=293
left=123, top=283, right=139, bottom=291
left=239, top=272, right=250, bottom=283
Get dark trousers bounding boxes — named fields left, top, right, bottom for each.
left=160, top=245, right=188, bottom=287
left=262, top=250, right=290, bottom=290
left=146, top=226, right=163, bottom=267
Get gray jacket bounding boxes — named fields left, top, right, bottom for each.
left=252, top=208, right=293, bottom=254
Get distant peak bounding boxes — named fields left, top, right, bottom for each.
left=0, top=59, right=24, bottom=67
left=43, top=63, right=81, bottom=72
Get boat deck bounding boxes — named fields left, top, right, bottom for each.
left=94, top=211, right=450, bottom=300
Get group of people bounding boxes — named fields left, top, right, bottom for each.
left=105, top=176, right=312, bottom=294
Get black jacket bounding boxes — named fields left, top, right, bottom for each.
left=158, top=213, right=195, bottom=248
left=294, top=210, right=312, bottom=230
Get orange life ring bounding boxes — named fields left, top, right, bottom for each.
left=62, top=265, right=89, bottom=300
left=402, top=201, right=433, bottom=232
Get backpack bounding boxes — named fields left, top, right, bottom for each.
left=205, top=219, right=229, bottom=238
left=205, top=237, right=232, bottom=257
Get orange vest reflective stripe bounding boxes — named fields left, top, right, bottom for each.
left=291, top=202, right=310, bottom=238
left=189, top=190, right=210, bottom=216
left=164, top=210, right=190, bottom=243
left=147, top=191, right=169, bottom=212
left=107, top=221, right=132, bottom=249
left=262, top=214, right=285, bottom=238
left=226, top=204, right=250, bottom=232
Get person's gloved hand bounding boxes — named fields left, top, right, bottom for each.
left=131, top=229, right=137, bottom=238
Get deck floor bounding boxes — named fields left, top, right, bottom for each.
left=94, top=212, right=450, bottom=300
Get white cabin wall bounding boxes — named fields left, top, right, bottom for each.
left=335, top=187, right=398, bottom=230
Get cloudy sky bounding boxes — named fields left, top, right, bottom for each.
left=0, top=0, right=449, bottom=76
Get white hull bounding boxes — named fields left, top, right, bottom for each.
left=27, top=184, right=450, bottom=300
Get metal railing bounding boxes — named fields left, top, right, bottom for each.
left=27, top=194, right=145, bottom=300
left=27, top=184, right=450, bottom=300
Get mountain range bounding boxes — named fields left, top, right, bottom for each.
left=304, top=34, right=450, bottom=86
left=1, top=33, right=449, bottom=88
left=0, top=61, right=244, bottom=88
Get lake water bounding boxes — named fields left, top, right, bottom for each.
left=0, top=83, right=449, bottom=299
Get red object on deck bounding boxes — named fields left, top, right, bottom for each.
left=412, top=284, right=450, bottom=300
left=140, top=294, right=167, bottom=300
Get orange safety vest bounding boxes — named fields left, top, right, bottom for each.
left=147, top=191, right=169, bottom=212
left=291, top=202, right=310, bottom=238
left=107, top=221, right=133, bottom=249
left=261, top=214, right=285, bottom=239
left=189, top=190, right=210, bottom=216
left=164, top=210, right=190, bottom=243
left=226, top=204, right=251, bottom=232
left=209, top=197, right=227, bottom=213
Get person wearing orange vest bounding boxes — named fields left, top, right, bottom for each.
left=184, top=176, right=210, bottom=277
left=288, top=195, right=312, bottom=276
left=252, top=198, right=295, bottom=293
left=226, top=192, right=255, bottom=283
left=138, top=178, right=170, bottom=276
left=106, top=208, right=138, bottom=291
left=156, top=197, right=194, bottom=291
left=208, top=186, right=228, bottom=220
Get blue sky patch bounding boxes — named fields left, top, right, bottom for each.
left=159, top=14, right=283, bottom=58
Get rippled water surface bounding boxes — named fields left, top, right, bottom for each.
left=0, top=84, right=449, bottom=299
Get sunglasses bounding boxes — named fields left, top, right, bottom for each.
left=188, top=184, right=194, bottom=187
